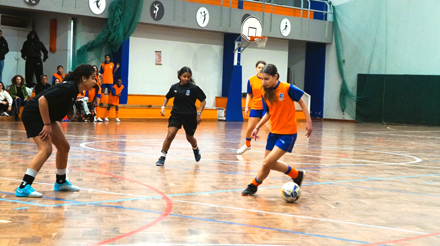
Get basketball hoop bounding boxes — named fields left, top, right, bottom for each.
left=250, top=36, right=268, bottom=48
left=234, top=16, right=266, bottom=54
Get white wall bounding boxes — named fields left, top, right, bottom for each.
left=129, top=24, right=224, bottom=108
left=241, top=38, right=289, bottom=92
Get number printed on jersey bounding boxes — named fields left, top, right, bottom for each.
left=186, top=90, right=190, bottom=96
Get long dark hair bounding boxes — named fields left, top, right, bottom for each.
left=0, top=81, right=5, bottom=91
left=11, top=75, right=25, bottom=87
left=261, top=64, right=280, bottom=104
left=177, top=66, right=195, bottom=84
left=64, top=64, right=95, bottom=83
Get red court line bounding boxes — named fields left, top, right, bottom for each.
left=360, top=231, right=440, bottom=246
left=44, top=163, right=174, bottom=246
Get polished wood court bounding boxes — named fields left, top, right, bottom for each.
left=1, top=119, right=440, bottom=245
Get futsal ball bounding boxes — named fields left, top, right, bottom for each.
left=281, top=182, right=301, bottom=203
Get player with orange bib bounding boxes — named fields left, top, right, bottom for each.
left=241, top=64, right=313, bottom=196
left=105, top=77, right=124, bottom=122
left=237, top=60, right=266, bottom=155
left=100, top=54, right=119, bottom=98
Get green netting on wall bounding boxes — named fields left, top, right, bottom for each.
left=332, top=0, right=387, bottom=122
left=73, top=0, right=144, bottom=68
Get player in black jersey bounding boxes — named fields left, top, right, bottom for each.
left=156, top=66, right=206, bottom=166
left=15, top=64, right=96, bottom=198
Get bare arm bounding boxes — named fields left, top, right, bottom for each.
left=297, top=99, right=313, bottom=138
left=245, top=94, right=252, bottom=116
left=38, top=96, right=52, bottom=141
left=196, top=100, right=206, bottom=124
left=251, top=111, right=271, bottom=140
left=160, top=97, right=169, bottom=116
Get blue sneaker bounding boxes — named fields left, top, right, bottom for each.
left=16, top=185, right=43, bottom=198
left=54, top=180, right=80, bottom=191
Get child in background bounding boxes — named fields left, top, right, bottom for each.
left=105, top=78, right=124, bottom=122
left=100, top=54, right=119, bottom=102
left=52, top=65, right=65, bottom=85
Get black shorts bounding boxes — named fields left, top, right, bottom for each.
left=21, top=114, right=45, bottom=138
left=168, top=113, right=198, bottom=136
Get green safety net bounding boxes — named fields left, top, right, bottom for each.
left=73, top=0, right=144, bottom=68
left=333, top=0, right=440, bottom=125
left=333, top=0, right=387, bottom=122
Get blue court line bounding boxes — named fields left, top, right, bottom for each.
left=15, top=207, right=29, bottom=210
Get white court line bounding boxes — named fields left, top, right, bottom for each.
left=80, top=140, right=423, bottom=167
left=0, top=177, right=146, bottom=197
left=111, top=244, right=291, bottom=246
left=171, top=199, right=426, bottom=235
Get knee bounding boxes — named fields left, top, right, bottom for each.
left=185, top=134, right=194, bottom=141
left=41, top=145, right=53, bottom=158
left=261, top=160, right=273, bottom=171
left=58, top=142, right=70, bottom=153
left=165, top=134, right=175, bottom=142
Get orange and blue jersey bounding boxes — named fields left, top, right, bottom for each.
left=108, top=84, right=124, bottom=106
left=262, top=81, right=304, bottom=135
left=85, top=83, right=101, bottom=103
left=52, top=73, right=65, bottom=84
left=77, top=90, right=86, bottom=100
left=247, top=75, right=263, bottom=110
left=100, top=62, right=115, bottom=85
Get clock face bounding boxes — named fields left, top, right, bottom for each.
left=24, top=0, right=40, bottom=6
left=150, top=1, right=165, bottom=21
left=196, top=7, right=210, bottom=28
left=89, top=0, right=106, bottom=15
left=280, top=18, right=291, bottom=37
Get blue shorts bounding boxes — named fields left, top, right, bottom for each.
left=266, top=133, right=297, bottom=153
left=101, top=84, right=113, bottom=93
left=249, top=109, right=266, bottom=118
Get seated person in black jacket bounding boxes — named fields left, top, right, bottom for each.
left=35, top=75, right=51, bottom=95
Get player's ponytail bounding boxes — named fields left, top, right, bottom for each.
left=261, top=64, right=280, bottom=104
left=64, top=64, right=95, bottom=84
left=177, top=66, right=195, bottom=84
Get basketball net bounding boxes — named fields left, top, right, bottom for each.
left=250, top=36, right=268, bottom=48
left=234, top=35, right=268, bottom=54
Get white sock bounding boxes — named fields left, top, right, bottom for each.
left=56, top=169, right=67, bottom=175
left=25, top=168, right=38, bottom=177
left=161, top=151, right=167, bottom=157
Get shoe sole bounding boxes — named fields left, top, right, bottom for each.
left=16, top=193, right=43, bottom=198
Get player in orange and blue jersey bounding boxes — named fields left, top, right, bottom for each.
left=241, top=64, right=313, bottom=196
left=237, top=60, right=266, bottom=155
left=105, top=77, right=124, bottom=122
left=85, top=78, right=102, bottom=122
left=100, top=54, right=120, bottom=96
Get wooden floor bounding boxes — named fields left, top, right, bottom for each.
left=1, top=119, right=440, bottom=246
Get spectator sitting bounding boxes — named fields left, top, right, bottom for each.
left=9, top=75, right=30, bottom=120
left=52, top=65, right=65, bottom=85
left=53, top=78, right=61, bottom=85
left=0, top=81, right=12, bottom=116
left=76, top=90, right=93, bottom=121
left=35, top=74, right=50, bottom=95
